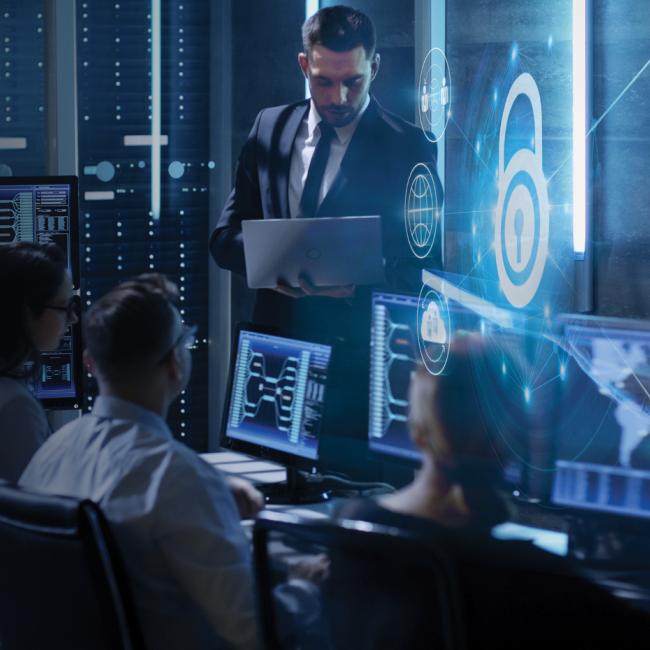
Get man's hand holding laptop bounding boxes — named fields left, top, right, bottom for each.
left=275, top=273, right=356, bottom=299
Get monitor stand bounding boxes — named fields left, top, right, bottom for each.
left=258, top=468, right=335, bottom=505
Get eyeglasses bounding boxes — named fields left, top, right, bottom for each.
left=159, top=323, right=198, bottom=363
left=44, top=295, right=80, bottom=322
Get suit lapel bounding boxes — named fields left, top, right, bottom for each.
left=275, top=102, right=309, bottom=220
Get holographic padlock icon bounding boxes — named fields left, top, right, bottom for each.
left=494, top=72, right=550, bottom=309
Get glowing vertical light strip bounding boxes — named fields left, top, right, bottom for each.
left=572, top=0, right=587, bottom=257
left=304, top=0, right=319, bottom=99
left=151, top=0, right=161, bottom=220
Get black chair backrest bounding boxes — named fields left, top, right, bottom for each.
left=252, top=510, right=467, bottom=650
left=255, top=511, right=650, bottom=650
left=0, top=481, right=143, bottom=650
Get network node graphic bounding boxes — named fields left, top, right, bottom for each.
left=417, top=284, right=451, bottom=376
left=494, top=72, right=549, bottom=309
left=226, top=331, right=331, bottom=460
left=417, top=48, right=452, bottom=143
left=0, top=190, right=35, bottom=243
left=404, top=163, right=439, bottom=259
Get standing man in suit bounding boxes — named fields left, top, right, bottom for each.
left=211, top=4, right=441, bottom=341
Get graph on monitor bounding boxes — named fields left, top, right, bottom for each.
left=225, top=330, right=331, bottom=461
left=368, top=291, right=422, bottom=462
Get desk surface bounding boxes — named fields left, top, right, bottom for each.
left=201, top=451, right=650, bottom=612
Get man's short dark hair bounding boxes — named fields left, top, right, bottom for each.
left=85, top=273, right=180, bottom=383
left=302, top=5, right=376, bottom=59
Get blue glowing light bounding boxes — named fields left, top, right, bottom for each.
left=511, top=43, right=518, bottom=61
left=150, top=0, right=161, bottom=221
left=168, top=160, right=185, bottom=179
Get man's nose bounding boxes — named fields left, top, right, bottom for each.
left=331, top=84, right=348, bottom=105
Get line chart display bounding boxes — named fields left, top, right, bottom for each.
left=368, top=291, right=421, bottom=462
left=225, top=330, right=332, bottom=460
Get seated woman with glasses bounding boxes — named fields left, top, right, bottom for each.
left=327, top=335, right=650, bottom=648
left=0, top=242, right=78, bottom=482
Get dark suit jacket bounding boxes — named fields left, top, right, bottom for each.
left=210, top=96, right=441, bottom=340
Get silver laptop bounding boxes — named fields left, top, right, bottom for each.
left=242, top=215, right=385, bottom=289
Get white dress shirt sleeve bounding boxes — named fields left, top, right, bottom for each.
left=139, top=451, right=259, bottom=650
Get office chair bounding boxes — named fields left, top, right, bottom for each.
left=252, top=510, right=467, bottom=650
left=0, top=481, right=143, bottom=650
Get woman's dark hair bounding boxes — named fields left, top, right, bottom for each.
left=0, top=242, right=66, bottom=376
left=409, top=335, right=515, bottom=527
left=84, top=273, right=180, bottom=383
left=302, top=5, right=376, bottom=59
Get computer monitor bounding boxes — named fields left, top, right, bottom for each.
left=368, top=288, right=543, bottom=500
left=222, top=324, right=333, bottom=477
left=0, top=176, right=81, bottom=408
left=551, top=315, right=650, bottom=520
left=367, top=290, right=492, bottom=464
left=368, top=291, right=421, bottom=463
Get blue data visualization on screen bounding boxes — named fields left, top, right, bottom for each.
left=0, top=179, right=79, bottom=403
left=225, top=331, right=332, bottom=461
left=552, top=319, right=650, bottom=519
left=368, top=292, right=421, bottom=462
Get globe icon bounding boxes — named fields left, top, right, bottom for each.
left=404, top=163, right=438, bottom=259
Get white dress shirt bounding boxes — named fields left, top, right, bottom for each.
left=20, top=395, right=258, bottom=650
left=0, top=376, right=49, bottom=482
left=288, top=96, right=370, bottom=218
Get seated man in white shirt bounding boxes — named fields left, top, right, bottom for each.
left=20, top=273, right=263, bottom=650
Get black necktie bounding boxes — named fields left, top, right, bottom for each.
left=299, top=120, right=336, bottom=218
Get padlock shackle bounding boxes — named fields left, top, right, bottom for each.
left=499, top=72, right=543, bottom=177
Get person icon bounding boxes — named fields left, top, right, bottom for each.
left=441, top=76, right=449, bottom=106
left=421, top=82, right=429, bottom=113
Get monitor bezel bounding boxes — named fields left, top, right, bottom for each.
left=0, top=175, right=82, bottom=409
left=220, top=322, right=336, bottom=472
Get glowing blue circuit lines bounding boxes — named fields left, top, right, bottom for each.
left=229, top=337, right=311, bottom=445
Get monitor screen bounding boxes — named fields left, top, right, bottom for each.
left=0, top=177, right=80, bottom=405
left=223, top=328, right=332, bottom=463
left=368, top=288, right=535, bottom=493
left=368, top=291, right=421, bottom=462
left=551, top=316, right=650, bottom=519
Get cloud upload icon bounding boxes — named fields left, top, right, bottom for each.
left=421, top=300, right=447, bottom=345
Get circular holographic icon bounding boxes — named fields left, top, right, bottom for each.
left=417, top=284, right=451, bottom=376
left=418, top=48, right=452, bottom=143
left=404, top=163, right=440, bottom=259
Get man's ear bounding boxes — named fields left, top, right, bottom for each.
left=370, top=52, right=380, bottom=81
left=298, top=52, right=309, bottom=79
left=163, top=347, right=184, bottom=383
left=83, top=349, right=95, bottom=376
